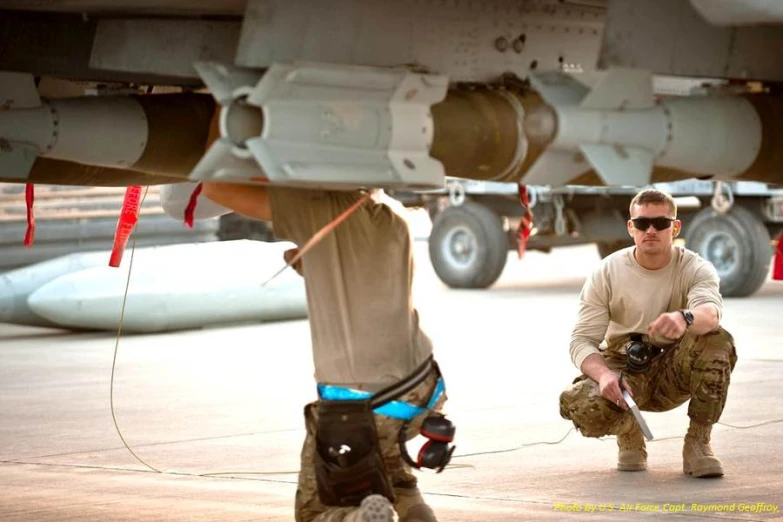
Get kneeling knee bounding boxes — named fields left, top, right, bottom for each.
left=692, top=329, right=737, bottom=367
left=560, top=390, right=617, bottom=438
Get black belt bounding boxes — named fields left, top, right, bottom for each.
left=370, top=355, right=437, bottom=409
left=316, top=355, right=441, bottom=420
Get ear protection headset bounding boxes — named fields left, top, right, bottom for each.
left=625, top=333, right=662, bottom=373
left=398, top=411, right=456, bottom=473
left=625, top=334, right=652, bottom=373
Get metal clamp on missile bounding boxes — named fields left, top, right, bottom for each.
left=189, top=62, right=450, bottom=191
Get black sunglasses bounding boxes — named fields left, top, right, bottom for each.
left=631, top=217, right=675, bottom=231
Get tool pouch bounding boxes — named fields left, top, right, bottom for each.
left=314, top=399, right=395, bottom=507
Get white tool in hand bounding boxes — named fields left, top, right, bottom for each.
left=623, top=390, right=654, bottom=441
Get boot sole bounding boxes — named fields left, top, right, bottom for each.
left=360, top=494, right=395, bottom=522
left=618, top=463, right=647, bottom=471
left=683, top=464, right=724, bottom=478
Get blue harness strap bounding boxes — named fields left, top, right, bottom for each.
left=317, top=377, right=445, bottom=421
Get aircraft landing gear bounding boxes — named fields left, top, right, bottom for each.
left=428, top=201, right=508, bottom=289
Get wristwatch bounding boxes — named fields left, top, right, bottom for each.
left=679, top=309, right=694, bottom=328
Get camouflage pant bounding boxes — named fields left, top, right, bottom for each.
left=295, top=369, right=446, bottom=522
left=560, top=328, right=737, bottom=438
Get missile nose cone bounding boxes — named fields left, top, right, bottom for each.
left=27, top=273, right=100, bottom=329
left=0, top=252, right=107, bottom=327
left=524, top=103, right=558, bottom=145
left=26, top=277, right=80, bottom=316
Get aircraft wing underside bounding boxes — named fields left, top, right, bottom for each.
left=0, top=0, right=782, bottom=192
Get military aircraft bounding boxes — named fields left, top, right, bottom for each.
left=1, top=0, right=782, bottom=193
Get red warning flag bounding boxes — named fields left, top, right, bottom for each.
left=109, top=186, right=142, bottom=267
left=23, top=183, right=35, bottom=248
left=773, top=231, right=783, bottom=281
left=516, top=185, right=534, bottom=259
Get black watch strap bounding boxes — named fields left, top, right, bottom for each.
left=679, top=309, right=694, bottom=327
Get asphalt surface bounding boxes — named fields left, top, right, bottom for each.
left=1, top=241, right=782, bottom=521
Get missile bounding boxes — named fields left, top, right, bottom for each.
left=0, top=71, right=217, bottom=186
left=0, top=251, right=107, bottom=327
left=25, top=240, right=308, bottom=333
left=188, top=62, right=450, bottom=190
left=189, top=63, right=783, bottom=190
left=3, top=65, right=783, bottom=191
left=520, top=68, right=783, bottom=188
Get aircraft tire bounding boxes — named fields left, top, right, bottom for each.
left=685, top=205, right=771, bottom=298
left=428, top=201, right=507, bottom=289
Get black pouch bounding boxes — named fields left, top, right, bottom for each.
left=314, top=399, right=395, bottom=507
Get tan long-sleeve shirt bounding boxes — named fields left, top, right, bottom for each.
left=267, top=188, right=433, bottom=390
left=570, top=246, right=723, bottom=370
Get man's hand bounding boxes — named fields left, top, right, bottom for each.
left=647, top=311, right=687, bottom=341
left=580, top=353, right=633, bottom=410
left=598, top=371, right=633, bottom=410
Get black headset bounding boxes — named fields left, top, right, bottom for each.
left=626, top=333, right=660, bottom=373
left=398, top=413, right=456, bottom=473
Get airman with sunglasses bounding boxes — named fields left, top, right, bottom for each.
left=559, top=188, right=737, bottom=478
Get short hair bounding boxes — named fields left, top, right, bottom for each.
left=629, top=188, right=677, bottom=218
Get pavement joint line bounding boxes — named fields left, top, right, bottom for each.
left=4, top=419, right=781, bottom=471
left=1, top=459, right=736, bottom=516
left=452, top=419, right=783, bottom=458
left=0, top=459, right=775, bottom=521
left=0, top=459, right=299, bottom=483
left=0, top=457, right=772, bottom=522
left=1, top=428, right=300, bottom=460
left=4, top=414, right=783, bottom=483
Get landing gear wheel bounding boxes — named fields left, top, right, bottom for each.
left=428, top=201, right=508, bottom=289
left=685, top=206, right=771, bottom=298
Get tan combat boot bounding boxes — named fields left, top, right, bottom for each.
left=617, top=423, right=647, bottom=471
left=683, top=421, right=724, bottom=478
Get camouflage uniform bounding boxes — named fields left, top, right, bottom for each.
left=295, top=369, right=445, bottom=522
left=560, top=328, right=737, bottom=438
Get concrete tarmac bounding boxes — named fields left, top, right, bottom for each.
left=1, top=243, right=782, bottom=521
